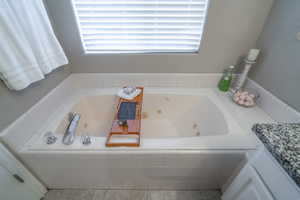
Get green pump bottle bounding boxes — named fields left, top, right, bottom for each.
left=218, top=65, right=235, bottom=92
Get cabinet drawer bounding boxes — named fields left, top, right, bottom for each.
left=252, top=148, right=300, bottom=200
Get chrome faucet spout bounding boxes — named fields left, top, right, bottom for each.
left=62, top=113, right=80, bottom=145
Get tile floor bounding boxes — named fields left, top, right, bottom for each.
left=44, top=189, right=221, bottom=200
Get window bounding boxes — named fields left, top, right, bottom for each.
left=71, top=0, right=209, bottom=54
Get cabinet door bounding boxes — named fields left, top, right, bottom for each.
left=0, top=143, right=46, bottom=199
left=222, top=165, right=274, bottom=200
left=0, top=165, right=40, bottom=200
left=252, top=148, right=300, bottom=199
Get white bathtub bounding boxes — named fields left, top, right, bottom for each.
left=0, top=73, right=276, bottom=190
left=19, top=88, right=264, bottom=189
left=24, top=88, right=257, bottom=151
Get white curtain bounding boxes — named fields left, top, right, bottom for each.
left=0, top=0, right=68, bottom=90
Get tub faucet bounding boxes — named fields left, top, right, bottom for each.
left=62, top=113, right=81, bottom=145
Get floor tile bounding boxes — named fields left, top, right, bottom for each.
left=195, top=190, right=222, bottom=200
left=148, top=191, right=164, bottom=200
left=102, top=190, right=148, bottom=200
left=92, top=190, right=107, bottom=200
left=43, top=190, right=61, bottom=200
left=44, top=189, right=95, bottom=200
left=44, top=189, right=221, bottom=200
left=148, top=190, right=221, bottom=200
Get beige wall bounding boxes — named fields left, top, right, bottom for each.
left=45, top=0, right=274, bottom=73
left=0, top=66, right=70, bottom=132
left=0, top=0, right=276, bottom=132
left=250, top=0, right=300, bottom=112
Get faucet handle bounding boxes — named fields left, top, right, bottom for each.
left=44, top=132, right=57, bottom=145
left=81, top=135, right=91, bottom=145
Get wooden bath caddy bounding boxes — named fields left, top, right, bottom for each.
left=106, top=87, right=144, bottom=147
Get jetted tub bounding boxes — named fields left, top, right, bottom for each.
left=24, top=88, right=257, bottom=150
left=57, top=94, right=228, bottom=138
left=20, top=88, right=261, bottom=189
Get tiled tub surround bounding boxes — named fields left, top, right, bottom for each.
left=1, top=73, right=299, bottom=190
left=252, top=123, right=300, bottom=187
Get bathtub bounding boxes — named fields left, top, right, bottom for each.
left=19, top=88, right=261, bottom=189
left=24, top=88, right=257, bottom=151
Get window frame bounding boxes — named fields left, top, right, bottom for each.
left=70, top=0, right=210, bottom=55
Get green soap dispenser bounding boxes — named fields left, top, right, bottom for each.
left=218, top=65, right=235, bottom=92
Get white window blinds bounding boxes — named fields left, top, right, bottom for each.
left=72, top=0, right=209, bottom=54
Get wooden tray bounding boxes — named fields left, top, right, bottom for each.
left=106, top=87, right=143, bottom=147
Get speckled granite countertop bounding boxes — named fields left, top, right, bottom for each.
left=252, top=123, right=300, bottom=187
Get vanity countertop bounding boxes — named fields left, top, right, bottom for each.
left=252, top=123, right=300, bottom=187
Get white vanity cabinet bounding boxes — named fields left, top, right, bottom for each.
left=222, top=164, right=274, bottom=200
left=222, top=147, right=300, bottom=200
